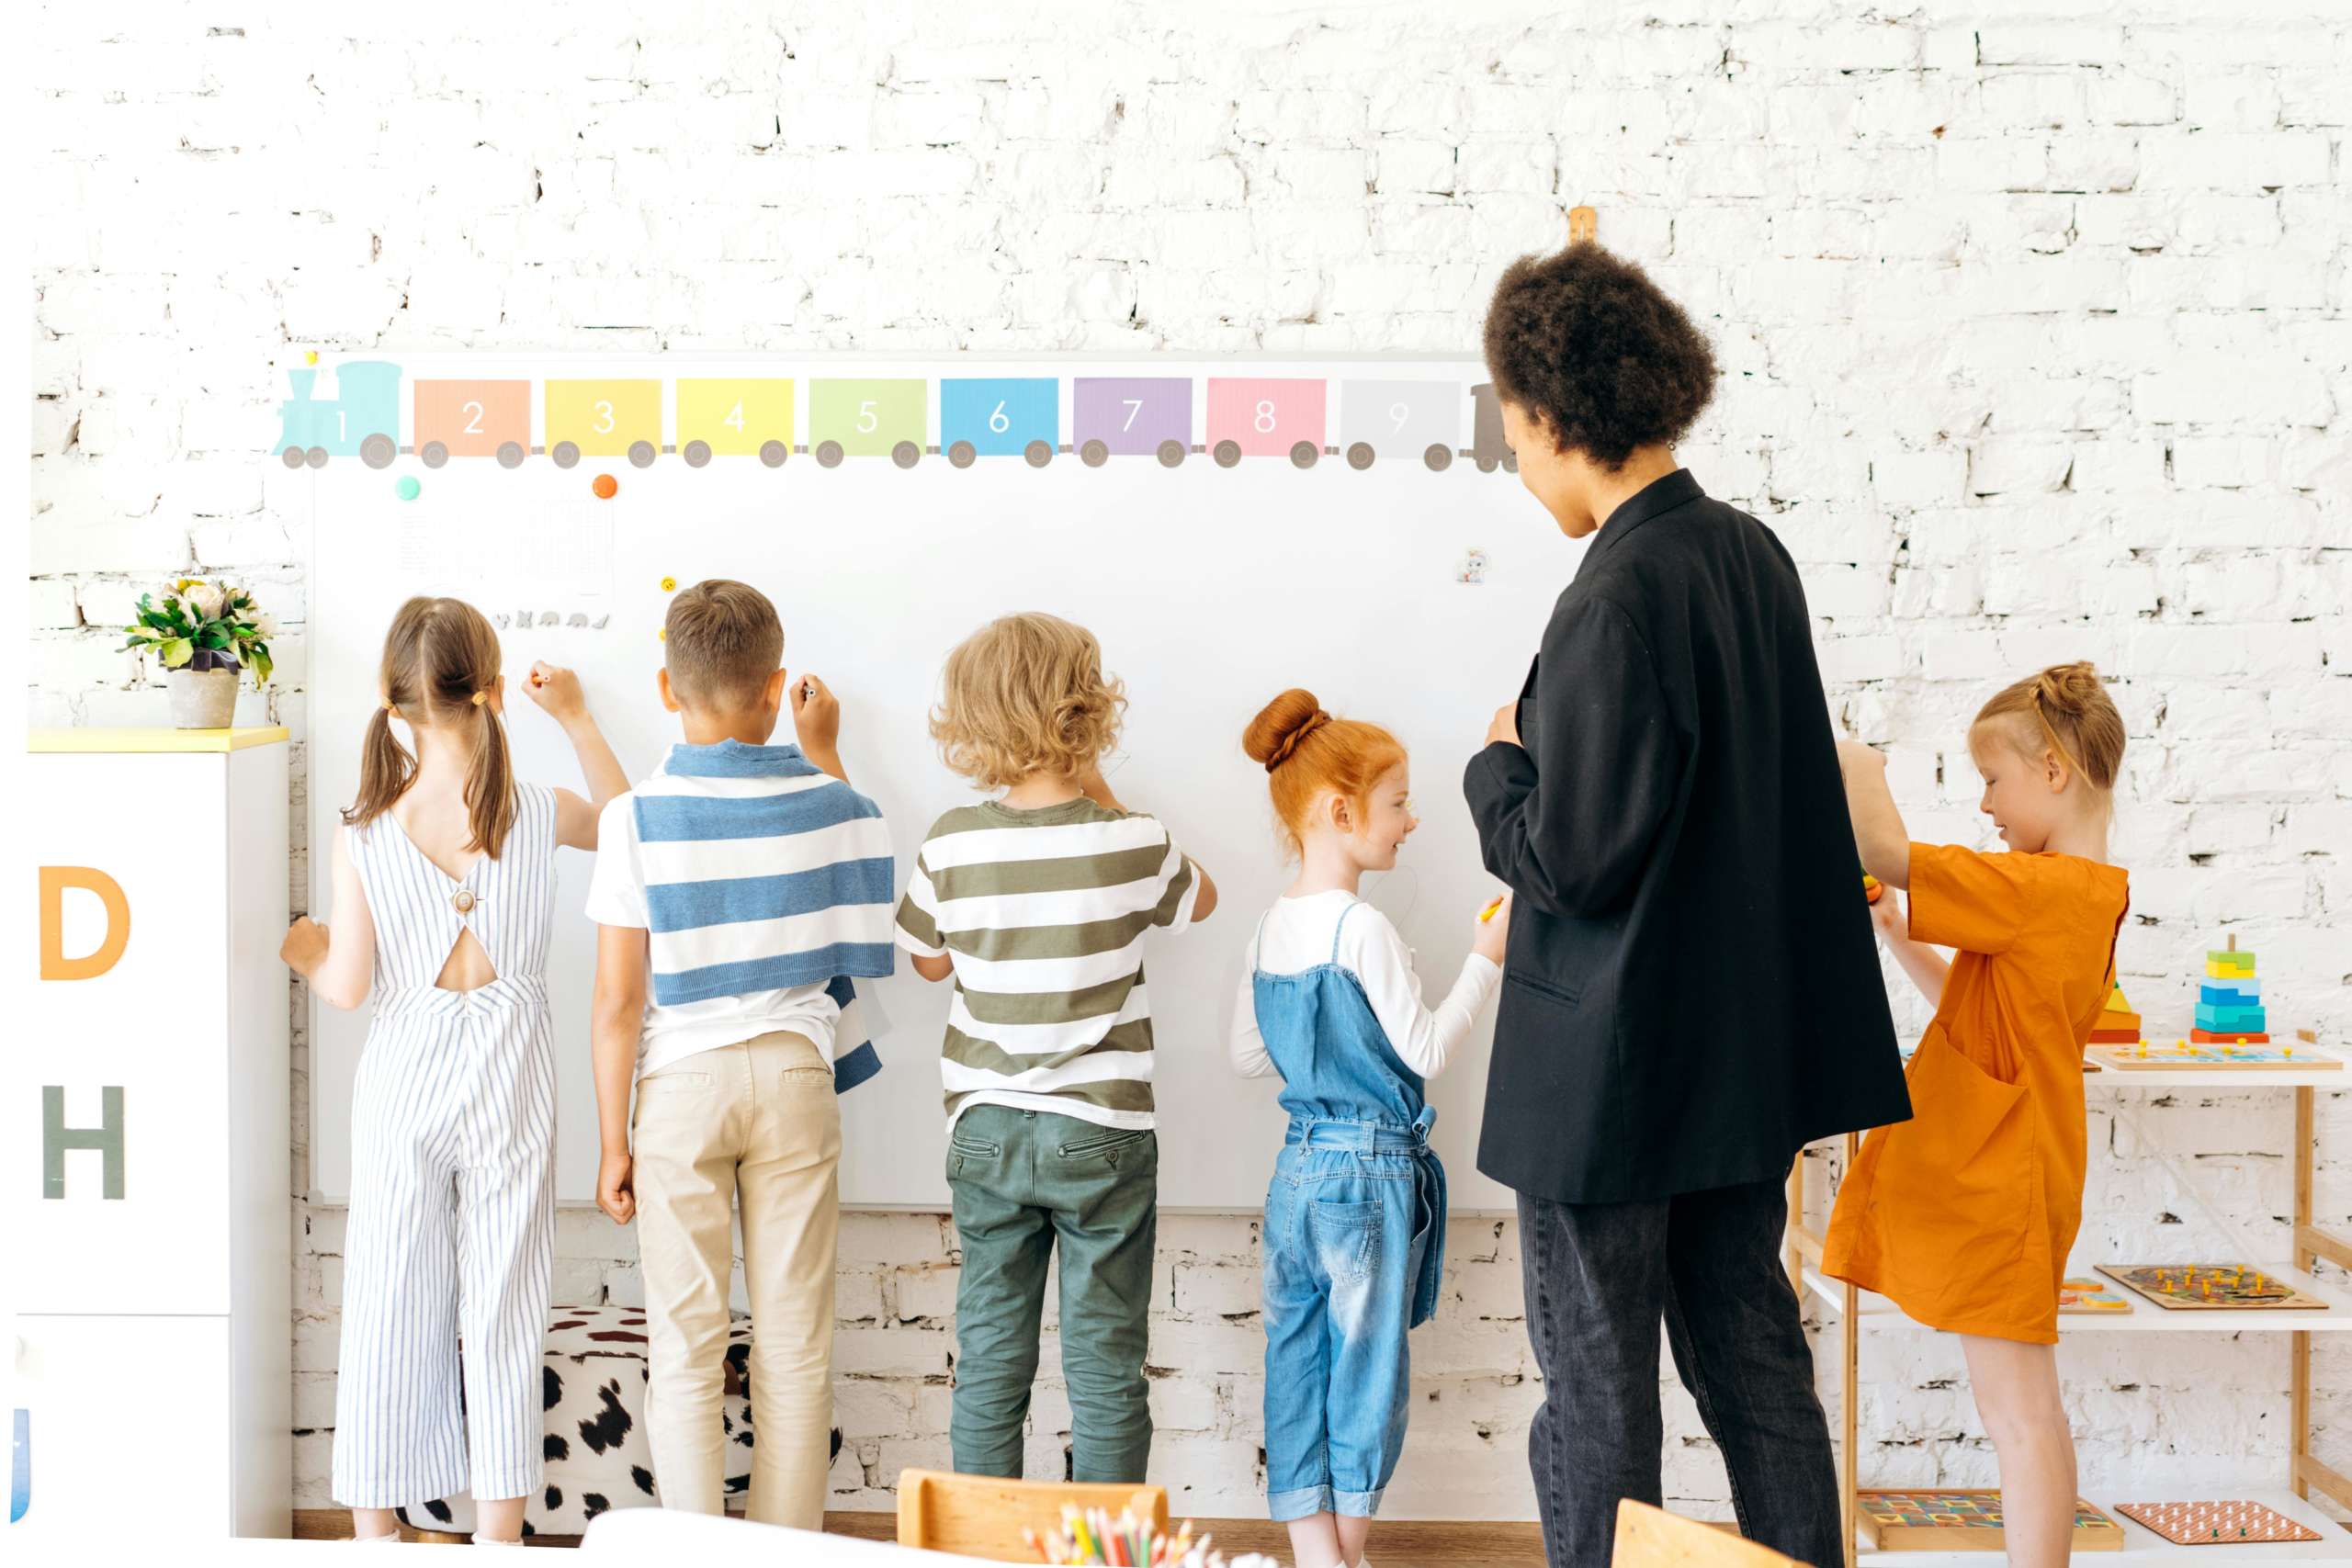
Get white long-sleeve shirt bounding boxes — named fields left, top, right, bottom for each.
left=1229, top=890, right=1502, bottom=1081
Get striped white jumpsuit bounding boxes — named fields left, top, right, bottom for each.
left=333, top=784, right=560, bottom=1509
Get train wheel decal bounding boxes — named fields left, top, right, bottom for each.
left=628, top=440, right=657, bottom=468
left=948, top=441, right=977, bottom=469
left=1503, top=452, right=1519, bottom=473
left=816, top=440, right=844, bottom=468
left=421, top=441, right=450, bottom=468
left=683, top=440, right=712, bottom=468
left=496, top=441, right=526, bottom=468
left=280, top=447, right=306, bottom=470
left=891, top=440, right=921, bottom=468
left=1289, top=440, right=1318, bottom=469
left=759, top=440, right=787, bottom=468
left=1476, top=457, right=1498, bottom=474
left=1424, top=444, right=1453, bottom=472
left=1024, top=440, right=1053, bottom=468
left=1080, top=439, right=1109, bottom=468
left=1157, top=439, right=1186, bottom=468
left=304, top=446, right=330, bottom=469
left=551, top=441, right=581, bottom=469
left=1213, top=440, right=1242, bottom=468
left=360, top=434, right=397, bottom=468
left=1346, top=443, right=1375, bottom=470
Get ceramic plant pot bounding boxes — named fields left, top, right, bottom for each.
left=168, top=667, right=239, bottom=729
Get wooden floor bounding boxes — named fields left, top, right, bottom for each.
left=292, top=1508, right=1549, bottom=1562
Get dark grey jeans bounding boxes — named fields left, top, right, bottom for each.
left=1517, top=1175, right=1841, bottom=1567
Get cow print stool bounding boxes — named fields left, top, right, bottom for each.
left=392, top=1304, right=754, bottom=1539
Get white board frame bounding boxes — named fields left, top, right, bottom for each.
left=302, top=353, right=1581, bottom=1213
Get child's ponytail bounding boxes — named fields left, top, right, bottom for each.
left=344, top=703, right=416, bottom=832
left=342, top=596, right=516, bottom=857
left=1974, top=660, right=2126, bottom=794
left=461, top=686, right=518, bottom=858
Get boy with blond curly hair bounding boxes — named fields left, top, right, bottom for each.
left=896, top=611, right=1218, bottom=1483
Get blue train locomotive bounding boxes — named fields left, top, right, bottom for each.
left=276, top=361, right=402, bottom=468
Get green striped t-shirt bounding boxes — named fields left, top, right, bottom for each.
left=893, top=796, right=1199, bottom=1133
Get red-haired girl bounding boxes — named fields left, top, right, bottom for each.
left=1229, top=689, right=1509, bottom=1568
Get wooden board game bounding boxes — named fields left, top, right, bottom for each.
left=2090, top=1041, right=2338, bottom=1071
left=2058, top=1277, right=2133, bottom=1314
left=2113, top=1500, right=2323, bottom=1545
left=1856, top=1490, right=2124, bottom=1552
left=2097, top=1263, right=2328, bottom=1311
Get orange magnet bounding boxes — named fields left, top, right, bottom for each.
left=593, top=473, right=618, bottom=499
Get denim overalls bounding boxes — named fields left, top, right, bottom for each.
left=1252, top=900, right=1447, bottom=1522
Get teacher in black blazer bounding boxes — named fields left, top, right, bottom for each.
left=1464, top=244, right=1910, bottom=1568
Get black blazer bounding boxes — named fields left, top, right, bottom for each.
left=1464, top=470, right=1909, bottom=1204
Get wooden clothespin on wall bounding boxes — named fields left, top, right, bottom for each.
left=1567, top=205, right=1598, bottom=246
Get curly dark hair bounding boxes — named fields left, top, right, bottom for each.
left=1482, top=245, right=1719, bottom=470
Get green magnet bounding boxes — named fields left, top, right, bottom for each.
left=395, top=476, right=421, bottom=501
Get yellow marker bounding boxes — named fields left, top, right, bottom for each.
left=1479, top=896, right=1506, bottom=922
left=661, top=575, right=676, bottom=592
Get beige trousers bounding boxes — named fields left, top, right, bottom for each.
left=632, top=1031, right=841, bottom=1527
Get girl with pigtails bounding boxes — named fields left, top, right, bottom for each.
left=282, top=595, right=628, bottom=1545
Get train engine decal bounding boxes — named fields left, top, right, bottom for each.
left=277, top=361, right=401, bottom=469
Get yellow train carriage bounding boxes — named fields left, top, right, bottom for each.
left=545, top=378, right=662, bottom=468
left=675, top=378, right=795, bottom=468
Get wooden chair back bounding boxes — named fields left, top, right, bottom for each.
left=1613, top=1500, right=1811, bottom=1567
left=895, top=1469, right=1170, bottom=1562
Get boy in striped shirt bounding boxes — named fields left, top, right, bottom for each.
left=896, top=612, right=1218, bottom=1484
left=585, top=579, right=894, bottom=1529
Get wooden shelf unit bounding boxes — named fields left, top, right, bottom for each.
left=1785, top=1029, right=2350, bottom=1567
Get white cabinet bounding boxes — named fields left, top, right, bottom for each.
left=10, top=728, right=291, bottom=1539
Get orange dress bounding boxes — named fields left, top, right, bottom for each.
left=1823, top=842, right=2130, bottom=1344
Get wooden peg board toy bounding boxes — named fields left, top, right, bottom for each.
left=2058, top=1277, right=2134, bottom=1314
left=1856, top=1490, right=2124, bottom=1551
left=2091, top=1031, right=2337, bottom=1072
left=2113, top=1500, right=2322, bottom=1545
left=2097, top=1264, right=2328, bottom=1311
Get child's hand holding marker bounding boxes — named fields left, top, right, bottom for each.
left=1474, top=890, right=1512, bottom=964
left=522, top=660, right=586, bottom=722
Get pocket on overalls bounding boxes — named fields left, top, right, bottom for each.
left=1307, top=1199, right=1382, bottom=1287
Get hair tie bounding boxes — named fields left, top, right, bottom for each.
left=470, top=690, right=489, bottom=706
left=382, top=700, right=397, bottom=716
left=1264, top=711, right=1332, bottom=773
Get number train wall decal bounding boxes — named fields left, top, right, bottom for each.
left=277, top=362, right=1524, bottom=475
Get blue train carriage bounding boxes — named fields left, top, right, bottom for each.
left=939, top=377, right=1057, bottom=468
left=277, top=360, right=401, bottom=469
left=1338, top=379, right=1463, bottom=471
left=1468, top=382, right=1519, bottom=473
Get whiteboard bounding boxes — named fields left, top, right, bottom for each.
left=303, top=355, right=1586, bottom=1212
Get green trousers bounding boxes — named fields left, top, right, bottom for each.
left=946, top=1104, right=1159, bottom=1483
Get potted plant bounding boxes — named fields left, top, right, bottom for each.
left=120, top=579, right=277, bottom=728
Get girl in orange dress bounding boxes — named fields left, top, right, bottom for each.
left=1824, top=663, right=2130, bottom=1568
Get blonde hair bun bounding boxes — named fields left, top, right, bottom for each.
left=1243, top=688, right=1330, bottom=773
left=1974, top=660, right=2126, bottom=793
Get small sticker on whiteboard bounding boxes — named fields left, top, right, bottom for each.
left=1458, top=547, right=1489, bottom=584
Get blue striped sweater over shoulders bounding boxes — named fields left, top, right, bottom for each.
left=634, top=739, right=895, bottom=1091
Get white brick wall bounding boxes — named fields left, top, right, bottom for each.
left=29, top=1, right=2350, bottom=1525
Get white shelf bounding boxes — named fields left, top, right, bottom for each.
left=1804, top=1263, right=2352, bottom=1333
left=1855, top=1487, right=2349, bottom=1564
